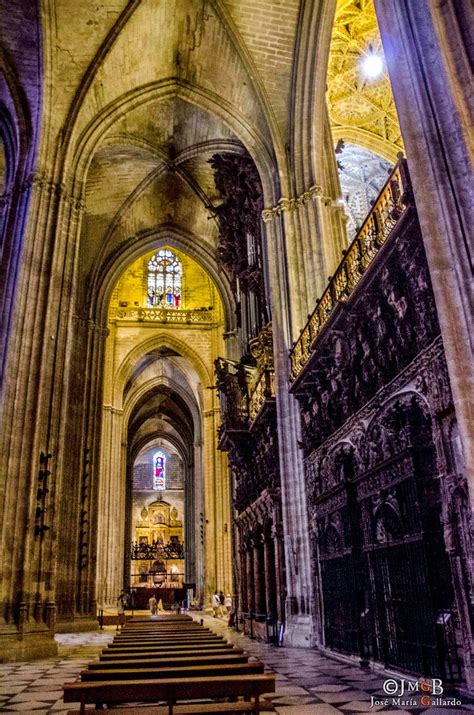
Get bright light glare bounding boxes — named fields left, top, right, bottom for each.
left=362, top=54, right=384, bottom=79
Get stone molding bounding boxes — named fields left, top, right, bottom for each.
left=261, top=184, right=324, bottom=223
left=103, top=404, right=123, bottom=415
left=20, top=172, right=86, bottom=211
left=203, top=407, right=221, bottom=418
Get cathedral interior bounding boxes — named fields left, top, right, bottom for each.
left=0, top=0, right=473, bottom=710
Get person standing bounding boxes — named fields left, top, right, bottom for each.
left=116, top=591, right=127, bottom=630
left=218, top=590, right=225, bottom=617
left=129, top=588, right=136, bottom=617
left=212, top=591, right=220, bottom=617
left=225, top=593, right=232, bottom=614
left=149, top=593, right=157, bottom=615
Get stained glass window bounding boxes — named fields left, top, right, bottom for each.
left=147, top=250, right=182, bottom=308
left=152, top=451, right=166, bottom=490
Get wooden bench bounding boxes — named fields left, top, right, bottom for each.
left=108, top=641, right=223, bottom=651
left=125, top=616, right=196, bottom=621
left=115, top=628, right=217, bottom=638
left=109, top=638, right=224, bottom=648
left=80, top=661, right=264, bottom=681
left=121, top=620, right=204, bottom=628
left=119, top=627, right=205, bottom=635
left=119, top=621, right=203, bottom=631
left=102, top=643, right=235, bottom=656
left=114, top=629, right=219, bottom=637
left=100, top=647, right=243, bottom=660
left=118, top=621, right=204, bottom=633
left=91, top=653, right=249, bottom=669
left=63, top=673, right=276, bottom=714
left=112, top=634, right=222, bottom=642
left=66, top=702, right=275, bottom=714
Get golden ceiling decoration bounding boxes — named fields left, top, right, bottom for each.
left=327, top=0, right=404, bottom=162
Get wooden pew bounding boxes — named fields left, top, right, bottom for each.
left=117, top=621, right=205, bottom=633
left=108, top=638, right=224, bottom=648
left=112, top=633, right=222, bottom=641
left=90, top=653, right=249, bottom=669
left=99, top=646, right=242, bottom=660
left=101, top=643, right=236, bottom=656
left=114, top=626, right=217, bottom=635
left=118, top=626, right=205, bottom=634
left=127, top=615, right=193, bottom=621
left=112, top=627, right=219, bottom=636
left=66, top=705, right=274, bottom=715
left=120, top=623, right=203, bottom=628
left=110, top=640, right=223, bottom=648
left=63, top=673, right=276, bottom=714
left=81, top=660, right=264, bottom=681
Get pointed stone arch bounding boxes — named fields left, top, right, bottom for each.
left=90, top=224, right=236, bottom=334
left=67, top=79, right=280, bottom=205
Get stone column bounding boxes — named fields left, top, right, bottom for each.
left=260, top=212, right=315, bottom=645
left=0, top=169, right=90, bottom=658
left=96, top=404, right=126, bottom=607
left=374, top=0, right=474, bottom=512
left=56, top=312, right=108, bottom=632
left=253, top=536, right=265, bottom=614
left=272, top=524, right=286, bottom=625
left=239, top=546, right=248, bottom=612
left=245, top=547, right=255, bottom=613
left=263, top=536, right=277, bottom=618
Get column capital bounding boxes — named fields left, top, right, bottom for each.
left=262, top=185, right=324, bottom=223
left=20, top=172, right=86, bottom=212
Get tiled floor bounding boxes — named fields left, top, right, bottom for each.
left=0, top=614, right=472, bottom=714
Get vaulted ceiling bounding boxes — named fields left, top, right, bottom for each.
left=327, top=0, right=403, bottom=161
left=26, top=0, right=402, bottom=298
left=42, top=0, right=287, bottom=293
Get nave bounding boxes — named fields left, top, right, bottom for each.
left=0, top=0, right=472, bottom=694
left=0, top=615, right=473, bottom=715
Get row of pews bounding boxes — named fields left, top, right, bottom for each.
left=63, top=614, right=275, bottom=714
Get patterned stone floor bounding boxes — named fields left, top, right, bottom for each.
left=0, top=613, right=472, bottom=714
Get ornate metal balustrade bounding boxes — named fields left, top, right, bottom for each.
left=130, top=541, right=185, bottom=560
left=109, top=306, right=215, bottom=324
left=290, top=157, right=410, bottom=381
left=214, top=358, right=250, bottom=442
left=249, top=369, right=275, bottom=423
left=215, top=323, right=280, bottom=513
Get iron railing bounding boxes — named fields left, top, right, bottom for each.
left=249, top=369, right=275, bottom=423
left=130, top=541, right=185, bottom=560
left=290, top=157, right=410, bottom=382
left=109, top=306, right=215, bottom=324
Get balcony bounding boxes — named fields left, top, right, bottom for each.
left=248, top=322, right=275, bottom=426
left=109, top=306, right=215, bottom=324
left=214, top=358, right=250, bottom=450
left=215, top=324, right=280, bottom=511
left=249, top=369, right=275, bottom=424
left=290, top=157, right=411, bottom=382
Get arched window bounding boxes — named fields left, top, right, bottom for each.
left=147, top=249, right=182, bottom=308
left=152, top=451, right=166, bottom=490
